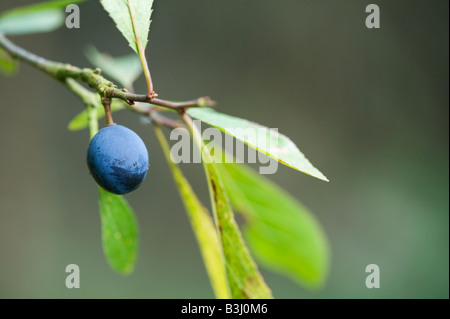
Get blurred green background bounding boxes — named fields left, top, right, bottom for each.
left=0, top=0, right=448, bottom=298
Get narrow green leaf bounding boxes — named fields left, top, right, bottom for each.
left=1, top=0, right=88, bottom=14
left=187, top=108, right=328, bottom=182
left=0, top=0, right=87, bottom=35
left=98, top=187, right=138, bottom=275
left=215, top=158, right=330, bottom=288
left=68, top=100, right=127, bottom=131
left=188, top=118, right=273, bottom=299
left=154, top=126, right=229, bottom=299
left=204, top=160, right=273, bottom=299
left=0, top=8, right=64, bottom=35
left=0, top=47, right=18, bottom=75
left=84, top=46, right=143, bottom=89
left=100, top=0, right=153, bottom=54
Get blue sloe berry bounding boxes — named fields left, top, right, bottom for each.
left=87, top=125, right=149, bottom=195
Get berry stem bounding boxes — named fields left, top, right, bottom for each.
left=102, top=98, right=115, bottom=126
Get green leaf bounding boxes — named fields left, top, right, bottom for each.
left=68, top=100, right=127, bottom=131
left=84, top=46, right=143, bottom=89
left=100, top=0, right=153, bottom=54
left=204, top=160, right=273, bottom=299
left=215, top=158, right=330, bottom=288
left=1, top=0, right=88, bottom=13
left=0, top=0, right=87, bottom=35
left=187, top=108, right=328, bottom=182
left=154, top=126, right=229, bottom=299
left=98, top=187, right=138, bottom=275
left=0, top=8, right=64, bottom=35
left=0, top=47, right=18, bottom=75
left=189, top=118, right=273, bottom=299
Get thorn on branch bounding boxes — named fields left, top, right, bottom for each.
left=198, top=96, right=216, bottom=107
left=147, top=91, right=159, bottom=100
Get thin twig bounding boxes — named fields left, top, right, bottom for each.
left=108, top=88, right=215, bottom=109
left=0, top=34, right=214, bottom=112
left=124, top=100, right=185, bottom=129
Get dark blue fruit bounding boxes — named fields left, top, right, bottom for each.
left=87, top=125, right=149, bottom=195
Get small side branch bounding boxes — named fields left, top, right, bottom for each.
left=127, top=0, right=155, bottom=97
left=108, top=87, right=215, bottom=109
